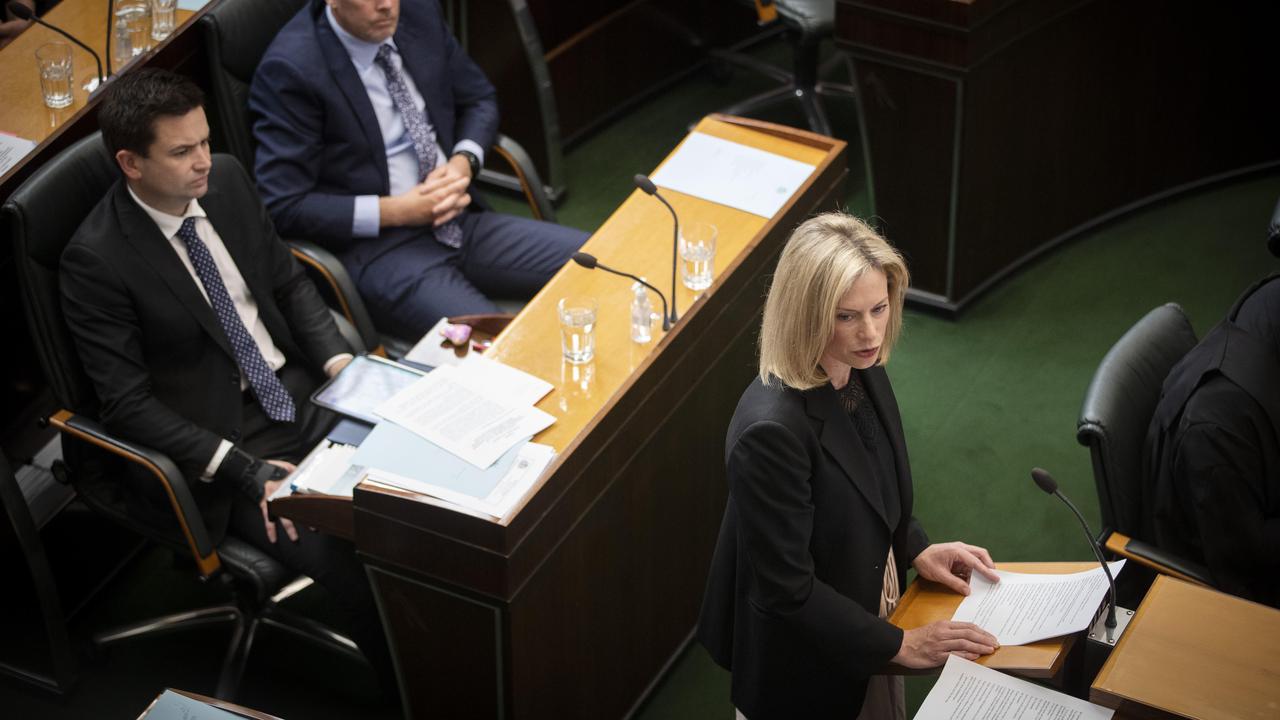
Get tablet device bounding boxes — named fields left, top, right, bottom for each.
left=310, top=354, right=427, bottom=425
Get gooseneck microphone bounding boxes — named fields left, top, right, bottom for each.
left=1031, top=468, right=1118, bottom=629
left=633, top=174, right=679, bottom=327
left=7, top=2, right=105, bottom=85
left=571, top=252, right=671, bottom=331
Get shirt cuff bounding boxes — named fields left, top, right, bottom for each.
left=352, top=195, right=380, bottom=237
left=203, top=439, right=234, bottom=483
left=323, top=353, right=354, bottom=376
left=453, top=140, right=485, bottom=167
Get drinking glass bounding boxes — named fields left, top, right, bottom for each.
left=557, top=296, right=597, bottom=364
left=679, top=221, right=718, bottom=291
left=36, top=43, right=74, bottom=109
left=150, top=0, right=177, bottom=41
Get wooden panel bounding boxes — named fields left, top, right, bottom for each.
left=1091, top=575, right=1280, bottom=720
left=836, top=0, right=1280, bottom=311
left=367, top=566, right=504, bottom=719
left=888, top=561, right=1094, bottom=678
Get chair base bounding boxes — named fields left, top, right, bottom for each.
left=711, top=35, right=857, bottom=137
left=93, top=598, right=363, bottom=701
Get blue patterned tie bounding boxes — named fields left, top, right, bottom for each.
left=373, top=44, right=464, bottom=249
left=176, top=217, right=296, bottom=423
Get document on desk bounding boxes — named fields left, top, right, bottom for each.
left=0, top=132, right=37, bottom=176
left=916, top=655, right=1114, bottom=720
left=952, top=561, right=1125, bottom=646
left=649, top=132, right=816, bottom=218
left=375, top=363, right=554, bottom=469
left=354, top=419, right=554, bottom=518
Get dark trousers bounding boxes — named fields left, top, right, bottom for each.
left=234, top=363, right=396, bottom=697
left=349, top=209, right=589, bottom=338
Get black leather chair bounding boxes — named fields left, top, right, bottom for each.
left=201, top=0, right=540, bottom=356
left=711, top=0, right=855, bottom=137
left=1076, top=303, right=1213, bottom=597
left=3, top=132, right=365, bottom=701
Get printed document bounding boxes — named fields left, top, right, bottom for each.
left=375, top=363, right=554, bottom=469
left=649, top=132, right=816, bottom=218
left=0, top=132, right=36, bottom=176
left=952, top=561, right=1125, bottom=646
left=916, top=655, right=1114, bottom=720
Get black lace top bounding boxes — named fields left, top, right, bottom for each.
left=836, top=372, right=901, bottom=530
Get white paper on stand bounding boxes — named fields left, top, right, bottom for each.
left=952, top=561, right=1125, bottom=646
left=916, top=655, right=1114, bottom=720
left=375, top=364, right=554, bottom=469
left=649, top=132, right=816, bottom=218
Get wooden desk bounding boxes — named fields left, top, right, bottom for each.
left=344, top=115, right=847, bottom=719
left=0, top=0, right=209, bottom=199
left=834, top=0, right=1280, bottom=312
left=1091, top=575, right=1280, bottom=720
left=889, top=562, right=1094, bottom=679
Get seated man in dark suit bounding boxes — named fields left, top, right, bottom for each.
left=60, top=69, right=393, bottom=688
left=249, top=0, right=588, bottom=338
left=1145, top=273, right=1280, bottom=608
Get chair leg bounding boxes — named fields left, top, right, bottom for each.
left=796, top=88, right=834, bottom=138
left=93, top=605, right=240, bottom=646
left=260, top=611, right=366, bottom=665
left=720, top=85, right=799, bottom=120
left=214, top=613, right=258, bottom=700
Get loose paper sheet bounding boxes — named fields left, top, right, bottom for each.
left=375, top=364, right=554, bottom=469
left=916, top=655, right=1114, bottom=720
left=0, top=132, right=37, bottom=176
left=952, top=561, right=1125, bottom=646
left=649, top=132, right=816, bottom=218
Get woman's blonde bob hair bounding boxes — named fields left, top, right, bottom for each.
left=758, top=213, right=909, bottom=390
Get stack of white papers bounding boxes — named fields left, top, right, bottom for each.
left=916, top=656, right=1114, bottom=719
left=952, top=561, right=1125, bottom=646
left=375, top=359, right=553, bottom=469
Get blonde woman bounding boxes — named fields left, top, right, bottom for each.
left=698, top=213, right=1000, bottom=719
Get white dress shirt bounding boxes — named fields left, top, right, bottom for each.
left=127, top=186, right=349, bottom=479
left=326, top=6, right=485, bottom=238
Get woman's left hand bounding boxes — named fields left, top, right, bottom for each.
left=913, top=542, right=999, bottom=595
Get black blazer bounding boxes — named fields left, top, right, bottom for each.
left=697, top=367, right=930, bottom=719
left=60, top=155, right=348, bottom=538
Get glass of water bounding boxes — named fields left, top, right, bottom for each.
left=679, top=221, right=718, bottom=292
left=557, top=296, right=598, bottom=364
left=35, top=43, right=74, bottom=109
left=116, top=0, right=151, bottom=56
left=150, top=0, right=177, bottom=41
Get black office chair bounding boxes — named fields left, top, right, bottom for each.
left=710, top=0, right=855, bottom=137
left=4, top=132, right=365, bottom=701
left=1076, top=303, right=1213, bottom=600
left=200, top=0, right=540, bottom=356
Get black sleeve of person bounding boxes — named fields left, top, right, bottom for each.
left=214, top=446, right=289, bottom=502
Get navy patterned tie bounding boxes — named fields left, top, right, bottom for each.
left=373, top=44, right=464, bottom=249
left=176, top=217, right=296, bottom=423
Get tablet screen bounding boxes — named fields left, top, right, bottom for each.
left=310, top=355, right=426, bottom=425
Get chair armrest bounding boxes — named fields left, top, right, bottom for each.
left=1103, top=531, right=1214, bottom=588
left=46, top=409, right=221, bottom=578
left=485, top=133, right=557, bottom=223
left=287, top=240, right=382, bottom=355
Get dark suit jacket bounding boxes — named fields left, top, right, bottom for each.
left=59, top=155, right=348, bottom=539
left=249, top=0, right=498, bottom=265
left=697, top=368, right=930, bottom=719
left=1146, top=275, right=1280, bottom=607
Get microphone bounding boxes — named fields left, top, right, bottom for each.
left=7, top=2, right=105, bottom=86
left=1031, top=468, right=1118, bottom=629
left=571, top=252, right=670, bottom=331
left=633, top=174, right=679, bottom=327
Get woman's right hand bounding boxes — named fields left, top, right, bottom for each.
left=892, top=621, right=999, bottom=669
